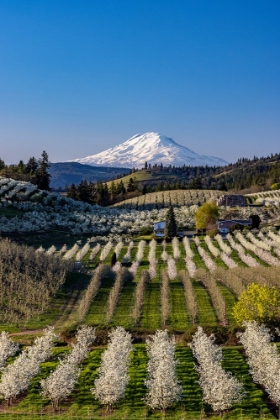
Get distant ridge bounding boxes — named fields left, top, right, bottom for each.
left=49, top=162, right=130, bottom=189
left=70, top=132, right=228, bottom=168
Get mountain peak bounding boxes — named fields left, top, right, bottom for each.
left=71, top=132, right=228, bottom=168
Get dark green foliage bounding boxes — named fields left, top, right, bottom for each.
left=127, top=177, right=138, bottom=192
left=0, top=157, right=5, bottom=170
left=139, top=226, right=154, bottom=236
left=26, top=157, right=39, bottom=175
left=0, top=151, right=51, bottom=191
left=164, top=205, right=177, bottom=239
left=250, top=214, right=261, bottom=228
left=111, top=252, right=117, bottom=267
left=189, top=176, right=203, bottom=189
left=107, top=152, right=280, bottom=203
left=35, top=151, right=51, bottom=191
left=67, top=183, right=78, bottom=200
left=67, top=178, right=128, bottom=206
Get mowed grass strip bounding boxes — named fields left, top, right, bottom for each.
left=104, top=248, right=115, bottom=265
left=87, top=248, right=102, bottom=269
left=69, top=347, right=104, bottom=415
left=246, top=250, right=270, bottom=267
left=191, top=243, right=207, bottom=270
left=118, top=246, right=128, bottom=263
left=140, top=282, right=161, bottom=329
left=169, top=282, right=190, bottom=330
left=124, top=344, right=147, bottom=408
left=85, top=273, right=115, bottom=325
left=111, top=279, right=136, bottom=328
left=221, top=347, right=275, bottom=419
left=217, top=282, right=238, bottom=325
left=134, top=245, right=150, bottom=282
left=175, top=345, right=203, bottom=414
left=230, top=249, right=248, bottom=267
left=199, top=241, right=228, bottom=270
left=192, top=279, right=217, bottom=326
left=176, top=244, right=187, bottom=270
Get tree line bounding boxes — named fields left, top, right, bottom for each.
left=1, top=150, right=280, bottom=204
left=66, top=177, right=139, bottom=206
left=0, top=151, right=51, bottom=190
left=139, top=153, right=280, bottom=191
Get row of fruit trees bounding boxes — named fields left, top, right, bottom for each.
left=1, top=323, right=280, bottom=416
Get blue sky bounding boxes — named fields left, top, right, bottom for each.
left=0, top=0, right=279, bottom=164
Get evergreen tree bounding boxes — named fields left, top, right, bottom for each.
left=67, top=183, right=77, bottom=200
left=164, top=205, right=177, bottom=239
left=127, top=177, right=135, bottom=192
left=0, top=158, right=5, bottom=171
left=111, top=252, right=117, bottom=267
left=36, top=151, right=51, bottom=191
left=142, top=185, right=147, bottom=195
left=116, top=180, right=126, bottom=195
left=249, top=214, right=261, bottom=229
left=96, top=181, right=107, bottom=205
left=77, top=180, right=90, bottom=202
left=25, top=157, right=39, bottom=175
left=17, top=160, right=26, bottom=174
left=110, top=181, right=117, bottom=198
left=102, top=184, right=110, bottom=206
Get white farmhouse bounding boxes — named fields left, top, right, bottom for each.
left=154, top=221, right=165, bottom=237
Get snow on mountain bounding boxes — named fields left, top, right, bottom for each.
left=71, top=132, right=228, bottom=168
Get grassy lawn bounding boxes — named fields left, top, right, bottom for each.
left=230, top=249, right=248, bottom=267
left=111, top=280, right=136, bottom=328
left=191, top=243, right=207, bottom=270
left=192, top=280, right=217, bottom=326
left=217, top=283, right=238, bottom=325
left=169, top=282, right=190, bottom=330
left=85, top=274, right=115, bottom=326
left=140, top=282, right=161, bottom=329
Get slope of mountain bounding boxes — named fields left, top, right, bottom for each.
left=71, top=132, right=228, bottom=168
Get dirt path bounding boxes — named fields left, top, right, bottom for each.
left=9, top=329, right=44, bottom=337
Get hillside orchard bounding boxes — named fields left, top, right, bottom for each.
left=1, top=177, right=280, bottom=418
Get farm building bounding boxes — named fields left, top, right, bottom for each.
left=217, top=219, right=252, bottom=234
left=154, top=221, right=165, bottom=237
left=216, top=194, right=247, bottom=207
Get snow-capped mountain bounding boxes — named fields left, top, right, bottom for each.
left=71, top=132, right=228, bottom=168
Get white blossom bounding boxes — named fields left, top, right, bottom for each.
left=0, top=332, right=19, bottom=369
left=145, top=330, right=181, bottom=411
left=41, top=325, right=95, bottom=410
left=238, top=322, right=280, bottom=411
left=0, top=327, right=58, bottom=404
left=190, top=327, right=244, bottom=412
left=92, top=327, right=133, bottom=411
left=167, top=258, right=177, bottom=280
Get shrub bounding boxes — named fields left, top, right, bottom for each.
left=233, top=283, right=280, bottom=325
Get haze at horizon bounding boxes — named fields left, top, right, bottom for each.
left=0, top=0, right=279, bottom=164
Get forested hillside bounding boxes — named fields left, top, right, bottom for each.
left=67, top=153, right=280, bottom=206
